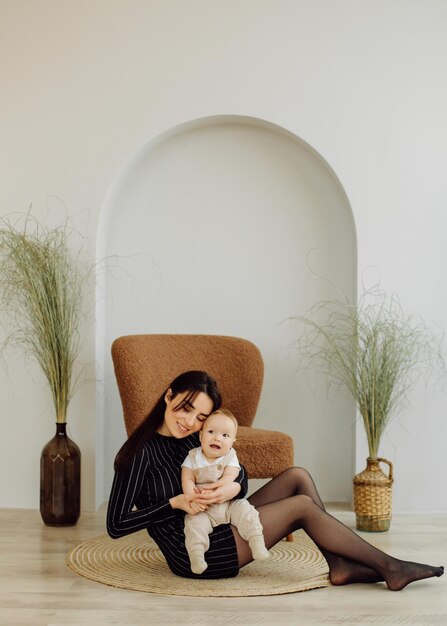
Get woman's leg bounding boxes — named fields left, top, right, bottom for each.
left=248, top=467, right=325, bottom=509
left=232, top=494, right=443, bottom=591
left=247, top=468, right=383, bottom=584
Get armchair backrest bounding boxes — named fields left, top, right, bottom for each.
left=111, top=334, right=264, bottom=436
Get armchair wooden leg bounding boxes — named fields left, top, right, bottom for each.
left=286, top=533, right=293, bottom=542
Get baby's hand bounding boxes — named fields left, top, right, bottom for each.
left=169, top=493, right=208, bottom=515
left=193, top=481, right=241, bottom=505
left=189, top=501, right=207, bottom=513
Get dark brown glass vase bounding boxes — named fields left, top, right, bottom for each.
left=40, top=423, right=81, bottom=526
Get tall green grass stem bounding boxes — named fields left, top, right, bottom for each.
left=0, top=214, right=92, bottom=423
left=294, top=290, right=442, bottom=459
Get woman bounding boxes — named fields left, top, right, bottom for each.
left=107, top=371, right=444, bottom=589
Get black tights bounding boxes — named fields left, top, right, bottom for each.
left=230, top=468, right=444, bottom=590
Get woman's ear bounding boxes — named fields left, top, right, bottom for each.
left=164, top=388, right=173, bottom=404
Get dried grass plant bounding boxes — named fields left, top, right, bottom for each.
left=0, top=213, right=92, bottom=423
left=294, top=288, right=443, bottom=459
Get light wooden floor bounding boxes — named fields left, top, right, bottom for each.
left=0, top=505, right=446, bottom=626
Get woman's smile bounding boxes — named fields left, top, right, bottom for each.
left=175, top=420, right=192, bottom=434
left=159, top=390, right=214, bottom=438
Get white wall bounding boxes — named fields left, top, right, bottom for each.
left=1, top=0, right=446, bottom=512
left=97, top=116, right=356, bottom=504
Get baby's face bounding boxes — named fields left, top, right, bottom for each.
left=199, top=413, right=236, bottom=460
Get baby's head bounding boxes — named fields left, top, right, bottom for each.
left=199, top=409, right=238, bottom=460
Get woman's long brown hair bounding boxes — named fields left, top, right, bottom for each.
left=114, top=370, right=222, bottom=471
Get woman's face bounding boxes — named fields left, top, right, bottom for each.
left=158, top=389, right=214, bottom=438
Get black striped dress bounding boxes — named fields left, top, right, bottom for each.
left=106, top=432, right=247, bottom=578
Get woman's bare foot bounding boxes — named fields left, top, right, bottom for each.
left=385, top=560, right=444, bottom=591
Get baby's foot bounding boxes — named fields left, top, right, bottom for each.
left=190, top=551, right=208, bottom=575
left=249, top=535, right=270, bottom=561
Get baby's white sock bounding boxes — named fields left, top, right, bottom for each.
left=249, top=535, right=270, bottom=561
left=189, top=550, right=208, bottom=575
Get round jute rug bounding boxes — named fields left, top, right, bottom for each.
left=67, top=529, right=330, bottom=597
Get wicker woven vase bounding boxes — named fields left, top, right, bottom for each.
left=353, top=457, right=393, bottom=532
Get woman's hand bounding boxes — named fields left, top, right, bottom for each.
left=193, top=480, right=241, bottom=505
left=169, top=493, right=208, bottom=515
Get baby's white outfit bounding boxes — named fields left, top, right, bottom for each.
left=182, top=446, right=268, bottom=574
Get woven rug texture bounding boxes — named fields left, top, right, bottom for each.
left=67, top=529, right=330, bottom=597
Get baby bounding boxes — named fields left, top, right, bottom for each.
left=181, top=408, right=269, bottom=575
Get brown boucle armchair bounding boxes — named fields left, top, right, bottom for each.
left=111, top=334, right=294, bottom=491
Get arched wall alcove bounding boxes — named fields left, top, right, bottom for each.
left=95, top=115, right=357, bottom=506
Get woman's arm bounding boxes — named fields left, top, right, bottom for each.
left=234, top=463, right=248, bottom=499
left=107, top=447, right=179, bottom=539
